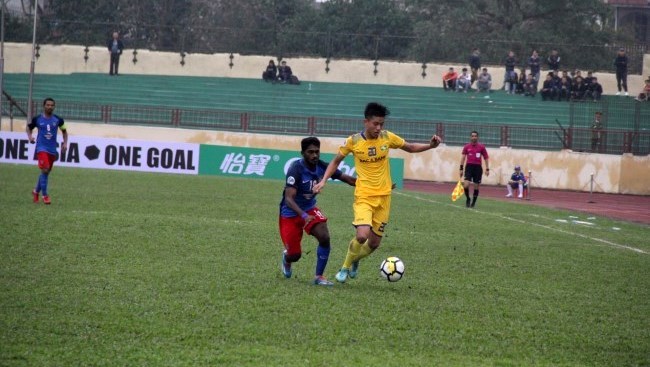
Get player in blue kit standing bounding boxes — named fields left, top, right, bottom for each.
left=27, top=98, right=68, bottom=205
left=279, top=137, right=356, bottom=286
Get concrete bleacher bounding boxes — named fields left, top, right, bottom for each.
left=4, top=72, right=575, bottom=127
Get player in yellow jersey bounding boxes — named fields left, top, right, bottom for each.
left=312, top=102, right=442, bottom=283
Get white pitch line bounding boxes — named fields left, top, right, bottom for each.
left=395, top=191, right=649, bottom=255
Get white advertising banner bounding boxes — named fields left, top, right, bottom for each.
left=0, top=132, right=199, bottom=175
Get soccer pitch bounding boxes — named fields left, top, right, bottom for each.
left=1, top=164, right=648, bottom=367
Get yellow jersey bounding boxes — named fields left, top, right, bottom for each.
left=339, top=130, right=405, bottom=197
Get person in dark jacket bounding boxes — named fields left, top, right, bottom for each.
left=547, top=50, right=561, bottom=73
left=614, top=48, right=628, bottom=96
left=503, top=51, right=517, bottom=93
left=107, top=31, right=124, bottom=76
left=558, top=76, right=572, bottom=102
left=585, top=77, right=603, bottom=101
left=527, top=50, right=541, bottom=89
left=540, top=73, right=557, bottom=101
left=262, top=60, right=277, bottom=82
left=278, top=61, right=300, bottom=84
left=469, top=48, right=481, bottom=86
left=571, top=76, right=587, bottom=101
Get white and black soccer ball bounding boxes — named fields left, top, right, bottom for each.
left=379, top=256, right=405, bottom=282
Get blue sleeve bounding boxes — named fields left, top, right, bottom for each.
left=285, top=161, right=302, bottom=188
left=331, top=169, right=343, bottom=181
left=55, top=115, right=65, bottom=128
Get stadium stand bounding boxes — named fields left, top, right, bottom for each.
left=2, top=73, right=648, bottom=154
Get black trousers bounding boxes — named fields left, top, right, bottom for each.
left=110, top=53, right=121, bottom=75
left=616, top=70, right=627, bottom=92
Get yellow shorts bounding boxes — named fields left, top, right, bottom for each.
left=352, top=195, right=391, bottom=236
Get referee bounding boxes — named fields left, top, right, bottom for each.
left=460, top=131, right=490, bottom=208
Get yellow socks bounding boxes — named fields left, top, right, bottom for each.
left=342, top=238, right=363, bottom=268
left=354, top=242, right=375, bottom=262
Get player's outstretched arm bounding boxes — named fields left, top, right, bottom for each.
left=400, top=135, right=442, bottom=153
left=313, top=153, right=345, bottom=193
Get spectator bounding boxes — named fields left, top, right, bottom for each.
left=262, top=60, right=277, bottom=82
left=514, top=69, right=525, bottom=94
left=591, top=112, right=604, bottom=153
left=456, top=68, right=472, bottom=92
left=506, top=165, right=527, bottom=198
left=614, top=48, right=628, bottom=96
left=278, top=61, right=300, bottom=85
left=469, top=48, right=481, bottom=86
left=585, top=77, right=603, bottom=101
left=527, top=50, right=541, bottom=88
left=584, top=71, right=595, bottom=87
left=476, top=67, right=492, bottom=93
left=558, top=76, right=572, bottom=102
left=571, top=76, right=586, bottom=101
left=635, top=79, right=650, bottom=101
left=547, top=49, right=561, bottom=72
left=523, top=74, right=536, bottom=97
left=442, top=67, right=458, bottom=91
left=540, top=73, right=557, bottom=101
left=561, top=70, right=572, bottom=86
left=503, top=51, right=517, bottom=93
left=107, top=31, right=124, bottom=76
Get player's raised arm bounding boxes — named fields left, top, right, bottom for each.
left=400, top=135, right=442, bottom=153
left=313, top=153, right=345, bottom=193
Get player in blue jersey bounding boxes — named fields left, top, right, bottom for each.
left=279, top=137, right=356, bottom=286
left=27, top=98, right=68, bottom=205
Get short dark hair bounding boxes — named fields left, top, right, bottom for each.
left=471, top=130, right=479, bottom=136
left=43, top=97, right=55, bottom=105
left=364, top=102, right=390, bottom=119
left=595, top=111, right=602, bottom=115
left=462, top=67, right=467, bottom=71
left=301, top=137, right=320, bottom=152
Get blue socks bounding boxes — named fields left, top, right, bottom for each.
left=36, top=173, right=49, bottom=196
left=315, top=245, right=330, bottom=277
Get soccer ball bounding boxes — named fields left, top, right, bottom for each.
left=379, top=257, right=405, bottom=282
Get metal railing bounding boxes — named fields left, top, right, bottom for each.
left=2, top=98, right=649, bottom=155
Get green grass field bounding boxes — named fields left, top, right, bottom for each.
left=1, top=164, right=649, bottom=366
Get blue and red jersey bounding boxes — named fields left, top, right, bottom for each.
left=28, top=114, right=66, bottom=155
left=280, top=159, right=342, bottom=217
left=462, top=142, right=489, bottom=166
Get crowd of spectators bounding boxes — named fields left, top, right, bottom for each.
left=439, top=47, right=642, bottom=102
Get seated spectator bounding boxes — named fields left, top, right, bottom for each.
left=506, top=165, right=527, bottom=198
left=571, top=76, right=586, bottom=101
left=558, top=76, right=572, bottom=101
left=584, top=71, right=594, bottom=87
left=262, top=60, right=277, bottom=82
left=456, top=68, right=472, bottom=92
left=636, top=79, right=650, bottom=101
left=523, top=74, right=536, bottom=97
left=561, top=70, right=572, bottom=86
left=585, top=77, right=603, bottom=101
left=540, top=74, right=557, bottom=101
left=442, top=67, right=458, bottom=91
left=476, top=68, right=492, bottom=92
left=278, top=61, right=300, bottom=84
